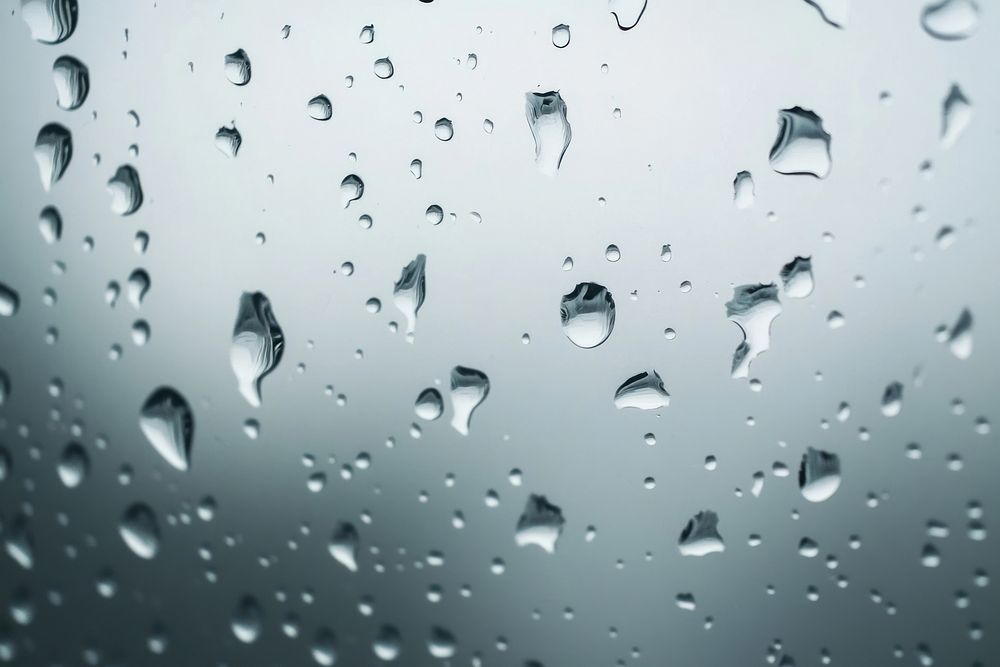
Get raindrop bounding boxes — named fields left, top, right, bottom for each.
left=613, top=370, right=670, bottom=410
left=552, top=24, right=571, bottom=48
left=311, top=628, right=338, bottom=665
left=560, top=282, right=615, bottom=348
left=52, top=55, right=89, bottom=110
left=733, top=171, right=755, bottom=209
left=374, top=58, right=394, bottom=79
left=881, top=381, right=903, bottom=417
left=0, top=284, right=21, bottom=317
left=329, top=522, right=359, bottom=572
left=678, top=511, right=726, bottom=556
left=21, top=0, right=78, bottom=44
left=427, top=626, right=457, bottom=659
left=307, top=95, right=332, bottom=121
left=392, top=254, right=426, bottom=335
left=415, top=388, right=443, bottom=421
left=215, top=124, right=242, bottom=158
left=340, top=174, right=364, bottom=208
left=119, top=503, right=160, bottom=559
left=38, top=206, right=61, bottom=244
left=726, top=283, right=782, bottom=379
left=409, top=159, right=422, bottom=179
left=107, top=165, right=143, bottom=215
left=799, top=448, right=841, bottom=502
left=515, top=495, right=565, bottom=553
left=449, top=366, right=489, bottom=436
left=231, top=595, right=263, bottom=643
left=769, top=107, right=832, bottom=178
left=57, top=442, right=88, bottom=488
left=373, top=625, right=401, bottom=661
left=941, top=84, right=972, bottom=150
left=140, top=387, right=194, bottom=471
left=945, top=308, right=973, bottom=359
left=921, top=0, right=980, bottom=40
left=34, top=123, right=72, bottom=191
left=779, top=256, right=814, bottom=298
left=230, top=292, right=285, bottom=407
left=126, top=268, right=150, bottom=307
left=525, top=91, right=572, bottom=175
left=359, top=24, right=374, bottom=43
left=224, top=49, right=251, bottom=85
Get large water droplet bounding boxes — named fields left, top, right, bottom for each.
left=769, top=107, right=832, bottom=178
left=329, top=522, right=359, bottom=572
left=434, top=118, right=453, bottom=141
left=678, top=510, right=726, bottom=556
left=946, top=308, right=973, bottom=359
left=525, top=91, right=572, bottom=175
left=312, top=628, right=338, bottom=664
left=374, top=57, right=394, bottom=79
left=52, top=55, right=88, bottom=110
left=515, top=494, right=565, bottom=553
left=231, top=595, right=263, bottom=643
left=119, top=503, right=160, bottom=559
left=726, top=283, right=781, bottom=379
left=57, top=442, right=88, bottom=488
left=449, top=366, right=489, bottom=436
left=34, top=123, right=72, bottom=191
left=881, top=381, right=904, bottom=417
left=415, top=388, right=443, bottom=421
left=552, top=24, right=571, bottom=47
left=733, top=170, right=755, bottom=209
left=427, top=626, right=457, bottom=659
left=230, top=291, right=285, bottom=407
left=38, top=206, right=61, bottom=244
left=307, top=95, right=332, bottom=121
left=126, top=268, right=150, bottom=307
left=779, top=256, right=814, bottom=298
left=561, top=282, right=615, bottom=348
left=799, top=447, right=841, bottom=502
left=803, top=0, right=849, bottom=28
left=21, top=0, right=78, bottom=44
left=613, top=370, right=670, bottom=410
left=215, top=124, right=242, bottom=158
left=941, top=83, right=972, bottom=150
left=224, top=49, right=251, bottom=85
left=392, top=254, right=426, bottom=335
left=609, top=0, right=647, bottom=30
left=340, top=174, right=364, bottom=208
left=373, top=625, right=401, bottom=661
left=139, top=387, right=194, bottom=471
left=0, top=284, right=20, bottom=317
left=921, top=0, right=980, bottom=40
left=107, top=164, right=143, bottom=215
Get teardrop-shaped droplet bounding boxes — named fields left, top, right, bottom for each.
left=38, top=206, right=62, bottom=244
left=340, top=174, right=364, bottom=208
left=560, top=282, right=615, bottom=348
left=921, top=0, right=980, bottom=40
left=0, top=284, right=20, bottom=317
left=215, top=124, right=242, bottom=158
left=374, top=57, right=394, bottom=79
left=231, top=595, right=263, bottom=643
left=126, top=268, right=150, bottom=307
left=946, top=308, right=973, bottom=359
left=733, top=170, right=755, bottom=209
left=769, top=107, right=832, bottom=178
left=881, top=381, right=903, bottom=417
left=34, top=123, right=72, bottom=191
left=392, top=254, right=426, bottom=335
left=329, top=522, right=359, bottom=572
left=415, top=388, right=443, bottom=421
left=525, top=91, right=572, bottom=175
left=941, top=84, right=972, bottom=150
left=57, top=442, right=88, bottom=488
left=52, top=55, right=88, bottom=110
left=551, top=24, right=571, bottom=48
left=515, top=494, right=565, bottom=554
left=4, top=515, right=33, bottom=569
left=678, top=510, right=726, bottom=556
left=119, top=503, right=160, bottom=559
left=307, top=95, right=332, bottom=121
left=21, top=0, right=78, bottom=44
left=139, top=386, right=194, bottom=471
left=779, top=256, right=814, bottom=298
left=434, top=118, right=454, bottom=141
left=224, top=49, right=251, bottom=85
left=799, top=447, right=841, bottom=502
left=613, top=370, right=670, bottom=410
left=107, top=164, right=143, bottom=215
left=449, top=366, right=489, bottom=436
left=609, top=0, right=647, bottom=30
left=803, top=0, right=849, bottom=28
left=726, top=283, right=781, bottom=379
left=230, top=291, right=284, bottom=407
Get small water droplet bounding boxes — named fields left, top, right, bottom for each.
left=215, top=124, right=242, bottom=158
left=779, top=256, right=814, bottom=298
left=374, top=57, right=394, bottom=79
left=224, top=49, right=251, bottom=85
left=231, top=595, right=263, bottom=643
left=434, top=118, right=454, bottom=141
left=945, top=308, right=973, bottom=359
left=733, top=171, right=755, bottom=209
left=941, top=83, right=972, bottom=150
left=449, top=366, right=489, bottom=435
left=552, top=24, right=571, bottom=47
left=415, top=388, right=443, bottom=421
left=57, top=442, right=88, bottom=488
left=307, top=95, right=332, bottom=121
left=880, top=381, right=904, bottom=417
left=515, top=495, right=565, bottom=553
left=119, top=503, right=160, bottom=559
left=107, top=165, right=143, bottom=215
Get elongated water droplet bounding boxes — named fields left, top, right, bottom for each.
left=0, top=284, right=20, bottom=317
left=409, top=159, right=422, bottom=179
left=733, top=170, right=755, bottom=209
left=340, top=174, right=364, bottom=208
left=107, top=164, right=143, bottom=215
left=552, top=24, right=570, bottom=48
left=52, top=55, right=88, bottom=110
left=779, top=256, right=814, bottom=298
left=119, top=503, right=160, bottom=559
left=231, top=595, right=262, bottom=643
left=392, top=254, right=426, bottom=335
left=434, top=118, right=453, bottom=141
left=678, top=510, right=726, bottom=556
left=946, top=308, right=973, bottom=359
left=609, top=0, right=647, bottom=30
left=38, top=206, right=61, bottom=244
left=139, top=387, right=193, bottom=471
left=515, top=494, right=565, bottom=553
left=307, top=95, right=332, bottom=121
left=0, top=370, right=8, bottom=407
left=4, top=515, right=33, bottom=569
left=726, top=283, right=781, bottom=379
left=415, top=388, right=443, bottom=421
left=215, top=124, right=242, bottom=158
left=799, top=447, right=841, bottom=502
left=941, top=84, right=972, bottom=150
left=127, top=268, right=150, bottom=307
left=561, top=282, right=615, bottom=348
left=224, top=49, right=251, bottom=85
left=803, top=0, right=849, bottom=28
left=374, top=57, right=394, bottom=79
left=427, top=627, right=456, bottom=659
left=614, top=370, right=670, bottom=410
left=230, top=292, right=284, bottom=407
left=359, top=24, right=374, bottom=43
left=21, top=0, right=78, bottom=44
left=525, top=91, right=572, bottom=175
left=373, top=625, right=401, bottom=661
left=449, top=366, right=489, bottom=436
left=329, top=522, right=359, bottom=572
left=921, top=0, right=980, bottom=40
left=34, top=123, right=72, bottom=191
left=881, top=381, right=903, bottom=417
left=57, top=442, right=88, bottom=488
left=769, top=107, right=832, bottom=178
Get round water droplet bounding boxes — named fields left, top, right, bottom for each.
left=561, top=282, right=615, bottom=348
left=374, top=58, right=394, bottom=79
left=434, top=118, right=454, bottom=141
left=552, top=24, right=571, bottom=47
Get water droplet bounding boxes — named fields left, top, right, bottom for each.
left=280, top=24, right=291, bottom=39
left=733, top=170, right=755, bottom=209
left=215, top=124, right=242, bottom=158
left=561, top=282, right=615, bottom=348
left=434, top=118, right=454, bottom=141
left=769, top=107, right=832, bottom=178
left=52, top=55, right=89, bottom=110
left=107, top=164, right=143, bottom=215
left=449, top=366, right=489, bottom=436
left=941, top=83, right=972, bottom=150
left=57, top=442, right=88, bottom=488
left=409, top=159, right=422, bottom=179
left=605, top=244, right=621, bottom=262
left=526, top=91, right=572, bottom=175
left=340, top=174, right=364, bottom=208
left=34, top=123, right=72, bottom=191
left=678, top=510, right=726, bottom=556
left=5, top=515, right=33, bottom=569
left=311, top=628, right=338, bottom=665
left=799, top=447, right=841, bottom=502
left=231, top=595, right=263, bottom=643
left=726, top=283, right=782, bottom=379
left=392, top=254, right=426, bottom=335
left=359, top=24, right=374, bottom=43
left=329, top=522, right=359, bottom=572
left=609, top=0, right=647, bottom=30
left=920, top=543, right=941, bottom=567
left=515, top=494, right=565, bottom=553
left=374, top=57, right=394, bottom=79
left=38, top=206, right=61, bottom=244
left=139, top=387, right=194, bottom=471
left=921, top=0, right=980, bottom=40
left=613, top=370, right=670, bottom=410
left=230, top=292, right=285, bottom=407
left=427, top=626, right=457, bottom=659
left=21, top=0, right=78, bottom=44
left=803, top=0, right=849, bottom=28
left=307, top=95, right=332, bottom=121
left=126, top=268, right=150, bottom=307
left=552, top=24, right=571, bottom=47
left=779, top=256, right=814, bottom=298
left=946, top=308, right=973, bottom=359
left=224, top=49, right=251, bottom=85
left=373, top=625, right=401, bottom=661
left=119, top=503, right=160, bottom=559
left=881, top=381, right=904, bottom=417
left=826, top=310, right=846, bottom=329
left=415, top=388, right=443, bottom=421
left=0, top=284, right=21, bottom=317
